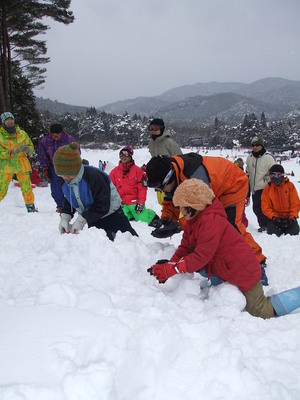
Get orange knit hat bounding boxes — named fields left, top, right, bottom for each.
left=173, top=178, right=215, bottom=211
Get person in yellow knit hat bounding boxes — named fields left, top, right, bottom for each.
left=0, top=112, right=37, bottom=212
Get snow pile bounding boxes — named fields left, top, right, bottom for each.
left=0, top=148, right=300, bottom=400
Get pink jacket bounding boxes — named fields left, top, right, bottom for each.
left=110, top=162, right=147, bottom=205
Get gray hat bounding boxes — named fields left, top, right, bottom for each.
left=251, top=136, right=264, bottom=146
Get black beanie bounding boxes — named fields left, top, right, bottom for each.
left=50, top=123, right=63, bottom=134
left=149, top=118, right=165, bottom=134
left=146, top=156, right=173, bottom=187
left=269, top=164, right=284, bottom=174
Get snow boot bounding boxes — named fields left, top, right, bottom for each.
left=270, top=286, right=300, bottom=316
left=26, top=203, right=38, bottom=213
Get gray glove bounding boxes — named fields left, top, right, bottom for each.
left=59, top=213, right=72, bottom=234
left=12, top=144, right=30, bottom=155
left=71, top=214, right=87, bottom=234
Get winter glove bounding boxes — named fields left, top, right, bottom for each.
left=273, top=218, right=289, bottom=228
left=151, top=219, right=181, bottom=239
left=59, top=213, right=72, bottom=234
left=12, top=144, right=30, bottom=155
left=42, top=167, right=51, bottom=182
left=70, top=214, right=87, bottom=234
left=273, top=217, right=282, bottom=226
left=148, top=258, right=187, bottom=284
left=135, top=203, right=144, bottom=214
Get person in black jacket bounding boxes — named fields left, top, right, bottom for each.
left=53, top=142, right=137, bottom=241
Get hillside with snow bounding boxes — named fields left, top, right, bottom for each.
left=0, top=147, right=300, bottom=400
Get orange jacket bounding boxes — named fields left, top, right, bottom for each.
left=161, top=153, right=249, bottom=221
left=261, top=178, right=300, bottom=220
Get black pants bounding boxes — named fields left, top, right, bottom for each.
left=252, top=190, right=268, bottom=228
left=92, top=207, right=138, bottom=241
left=266, top=218, right=299, bottom=237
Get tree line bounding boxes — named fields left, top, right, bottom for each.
left=0, top=0, right=74, bottom=134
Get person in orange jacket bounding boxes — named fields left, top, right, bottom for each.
left=146, top=153, right=267, bottom=267
left=261, top=164, right=300, bottom=236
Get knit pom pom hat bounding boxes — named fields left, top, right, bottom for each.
left=53, top=142, right=82, bottom=176
left=173, top=178, right=215, bottom=211
left=1, top=111, right=15, bottom=125
left=119, top=146, right=134, bottom=158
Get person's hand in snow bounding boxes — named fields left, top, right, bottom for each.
left=71, top=214, right=87, bottom=234
left=59, top=213, right=72, bottom=234
left=148, top=258, right=187, bottom=283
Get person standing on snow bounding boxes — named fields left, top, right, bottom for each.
left=110, top=146, right=160, bottom=227
left=38, top=123, right=77, bottom=213
left=53, top=142, right=137, bottom=241
left=0, top=112, right=37, bottom=212
left=246, top=136, right=275, bottom=232
left=261, top=164, right=300, bottom=236
left=148, top=118, right=182, bottom=206
left=148, top=179, right=300, bottom=319
left=148, top=118, right=182, bottom=158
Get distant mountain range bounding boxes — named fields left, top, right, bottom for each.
left=36, top=77, right=300, bottom=124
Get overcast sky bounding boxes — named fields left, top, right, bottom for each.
left=34, top=0, right=300, bottom=107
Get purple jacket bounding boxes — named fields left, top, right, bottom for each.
left=38, top=131, right=78, bottom=168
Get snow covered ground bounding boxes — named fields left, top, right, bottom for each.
left=0, top=147, right=300, bottom=400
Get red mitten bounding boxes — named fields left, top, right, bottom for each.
left=43, top=167, right=50, bottom=181
left=151, top=258, right=187, bottom=283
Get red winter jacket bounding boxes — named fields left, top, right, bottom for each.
left=172, top=198, right=261, bottom=292
left=110, top=162, right=147, bottom=205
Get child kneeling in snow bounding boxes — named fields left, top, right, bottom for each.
left=53, top=142, right=137, bottom=241
left=148, top=178, right=300, bottom=318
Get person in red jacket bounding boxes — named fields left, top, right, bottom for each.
left=110, top=146, right=160, bottom=226
left=261, top=164, right=300, bottom=236
left=147, top=179, right=300, bottom=318
left=146, top=153, right=266, bottom=268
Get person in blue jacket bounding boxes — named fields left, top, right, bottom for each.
left=53, top=142, right=137, bottom=241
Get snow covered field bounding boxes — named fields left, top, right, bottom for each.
left=0, top=147, right=300, bottom=400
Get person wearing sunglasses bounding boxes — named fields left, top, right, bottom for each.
left=246, top=136, right=275, bottom=232
left=261, top=164, right=300, bottom=236
left=109, top=146, right=160, bottom=227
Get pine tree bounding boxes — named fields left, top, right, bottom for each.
left=0, top=0, right=74, bottom=114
